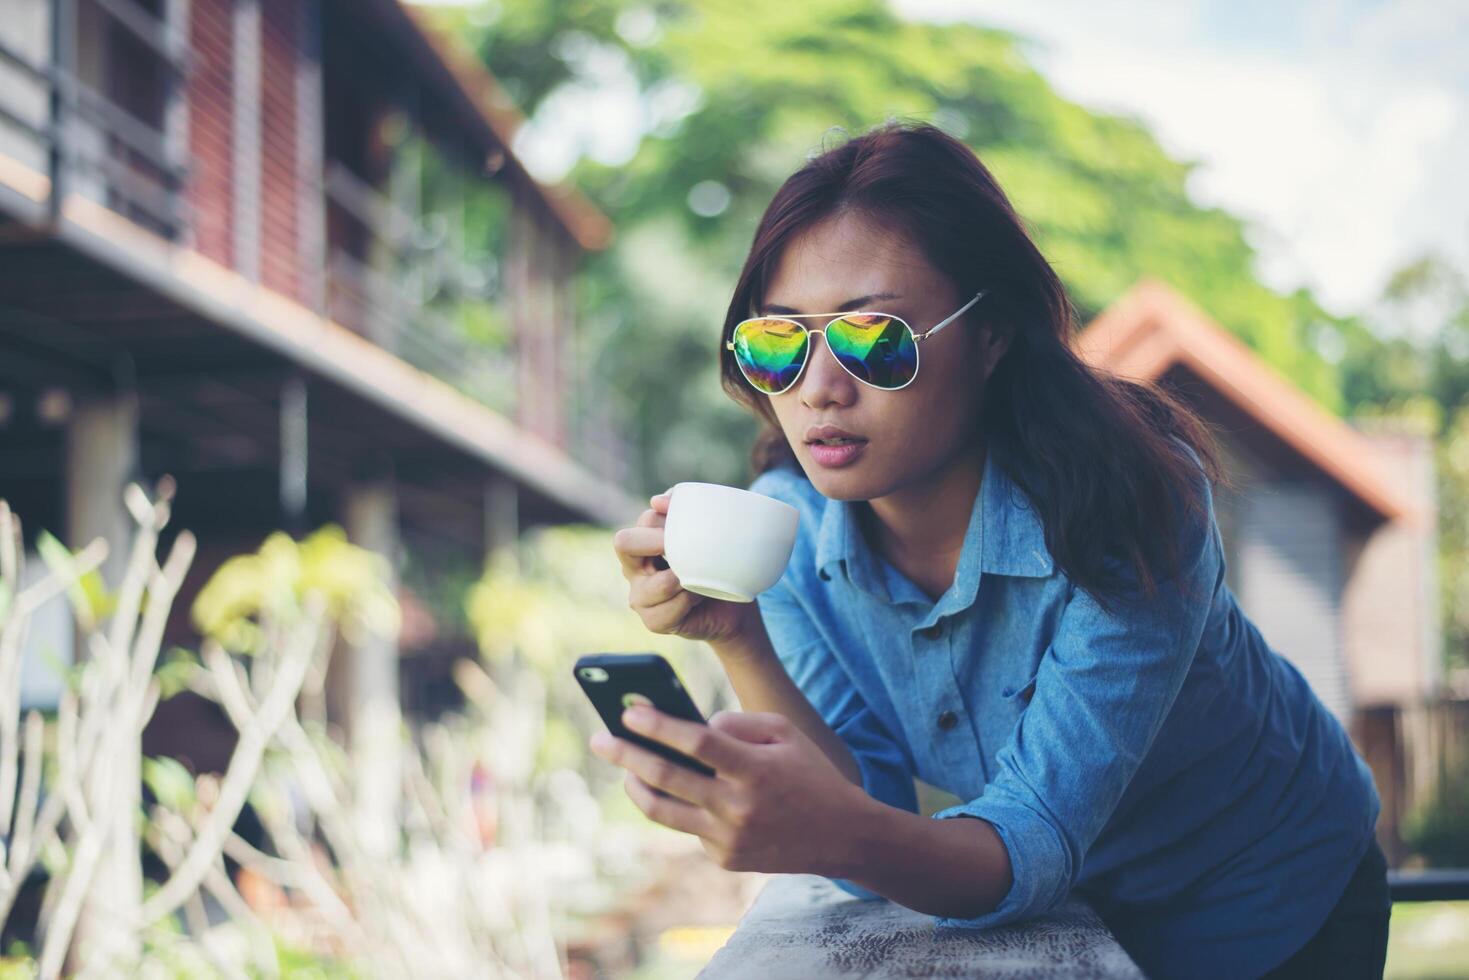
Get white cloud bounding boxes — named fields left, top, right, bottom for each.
left=895, top=0, right=1469, bottom=315
left=1038, top=44, right=1460, bottom=312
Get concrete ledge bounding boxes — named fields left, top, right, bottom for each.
left=698, top=874, right=1145, bottom=979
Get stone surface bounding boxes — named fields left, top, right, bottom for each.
left=698, top=874, right=1145, bottom=979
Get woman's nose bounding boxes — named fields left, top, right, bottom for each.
left=799, top=332, right=856, bottom=402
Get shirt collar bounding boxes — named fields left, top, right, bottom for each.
left=814, top=448, right=1054, bottom=612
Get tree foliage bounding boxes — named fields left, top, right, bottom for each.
left=1345, top=254, right=1469, bottom=673
left=428, top=0, right=1362, bottom=491
left=427, top=1, right=1468, bottom=671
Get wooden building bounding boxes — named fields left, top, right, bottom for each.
left=1076, top=279, right=1443, bottom=856
left=0, top=0, right=642, bottom=871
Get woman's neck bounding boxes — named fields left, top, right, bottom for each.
left=860, top=441, right=986, bottom=584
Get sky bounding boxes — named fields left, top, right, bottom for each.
left=416, top=0, right=1469, bottom=319
left=893, top=0, right=1469, bottom=318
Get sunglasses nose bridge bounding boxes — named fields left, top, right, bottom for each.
left=802, top=326, right=849, bottom=378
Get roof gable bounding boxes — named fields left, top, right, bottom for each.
left=1074, top=278, right=1417, bottom=527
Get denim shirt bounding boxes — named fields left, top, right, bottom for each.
left=746, top=443, right=1381, bottom=980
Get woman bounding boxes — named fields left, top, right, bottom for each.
left=599, top=121, right=1390, bottom=979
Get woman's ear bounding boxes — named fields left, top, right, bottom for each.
left=978, top=323, right=1012, bottom=380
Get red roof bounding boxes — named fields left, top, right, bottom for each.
left=1074, top=278, right=1419, bottom=527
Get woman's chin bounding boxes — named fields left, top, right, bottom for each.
left=803, top=459, right=879, bottom=500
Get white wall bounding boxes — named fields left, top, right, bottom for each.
left=1238, top=480, right=1353, bottom=723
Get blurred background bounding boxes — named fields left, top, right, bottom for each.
left=0, top=0, right=1464, bottom=976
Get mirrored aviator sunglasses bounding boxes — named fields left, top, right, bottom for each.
left=725, top=290, right=987, bottom=396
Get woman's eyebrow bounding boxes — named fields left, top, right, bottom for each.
left=762, top=291, right=903, bottom=315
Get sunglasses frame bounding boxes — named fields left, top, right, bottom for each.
left=725, top=289, right=988, bottom=395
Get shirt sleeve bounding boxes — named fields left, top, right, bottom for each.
left=754, top=557, right=919, bottom=901
left=929, top=444, right=1225, bottom=930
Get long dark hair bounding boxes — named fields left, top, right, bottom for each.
left=719, top=119, right=1232, bottom=614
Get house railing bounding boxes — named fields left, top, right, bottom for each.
left=321, top=159, right=635, bottom=486
left=0, top=0, right=189, bottom=238
left=567, top=391, right=634, bottom=491
left=1389, top=869, right=1469, bottom=902
left=0, top=1, right=637, bottom=491
left=323, top=159, right=518, bottom=416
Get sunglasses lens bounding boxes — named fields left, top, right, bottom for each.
left=828, top=314, right=918, bottom=388
left=731, top=318, right=807, bottom=393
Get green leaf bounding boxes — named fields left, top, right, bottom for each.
left=142, top=755, right=196, bottom=813
left=32, top=646, right=81, bottom=693
left=35, top=530, right=99, bottom=630
left=155, top=647, right=201, bottom=700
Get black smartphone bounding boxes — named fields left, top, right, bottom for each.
left=573, top=653, right=716, bottom=787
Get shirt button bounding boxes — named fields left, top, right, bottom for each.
left=937, top=710, right=958, bottom=731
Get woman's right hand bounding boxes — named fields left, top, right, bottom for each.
left=614, top=492, right=756, bottom=647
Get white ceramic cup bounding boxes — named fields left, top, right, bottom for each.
left=662, top=482, right=800, bottom=603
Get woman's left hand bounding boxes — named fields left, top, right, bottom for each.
left=589, top=706, right=867, bottom=877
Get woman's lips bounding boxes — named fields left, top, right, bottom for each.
left=807, top=439, right=867, bottom=468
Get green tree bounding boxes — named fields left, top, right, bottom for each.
left=1340, top=252, right=1469, bottom=676
left=426, top=0, right=1361, bottom=495
left=1439, top=401, right=1469, bottom=674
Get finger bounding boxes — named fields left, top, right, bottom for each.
left=636, top=579, right=700, bottom=629
left=613, top=524, right=663, bottom=562
left=631, top=510, right=670, bottom=571
left=645, top=493, right=672, bottom=568
left=612, top=526, right=666, bottom=576
left=623, top=771, right=717, bottom=838
left=631, top=567, right=685, bottom=608
left=707, top=710, right=789, bottom=745
left=593, top=729, right=719, bottom=809
left=622, top=706, right=750, bottom=777
left=645, top=589, right=708, bottom=635
left=635, top=506, right=666, bottom=529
